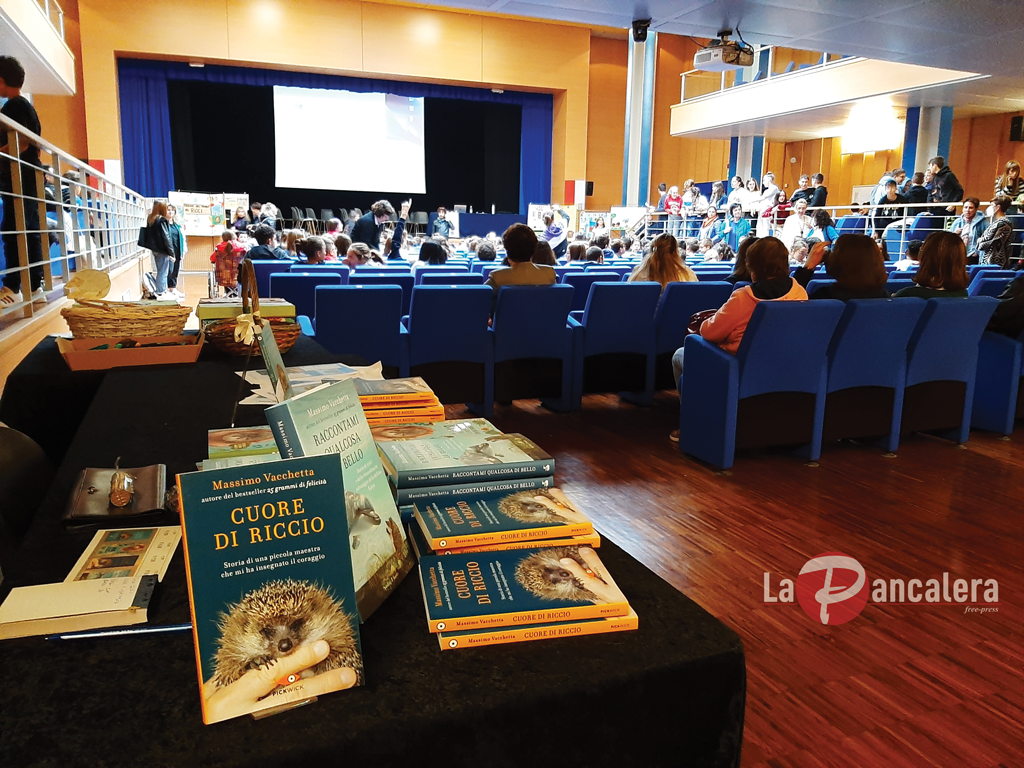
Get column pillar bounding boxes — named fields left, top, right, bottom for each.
left=731, top=136, right=765, bottom=182
left=622, top=32, right=657, bottom=206
left=907, top=106, right=954, bottom=171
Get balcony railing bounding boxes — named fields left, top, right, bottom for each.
left=0, top=110, right=148, bottom=325
left=34, top=0, right=65, bottom=41
left=680, top=45, right=850, bottom=103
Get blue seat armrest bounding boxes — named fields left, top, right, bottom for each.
left=568, top=311, right=585, bottom=325
left=401, top=314, right=410, bottom=326
left=297, top=315, right=315, bottom=337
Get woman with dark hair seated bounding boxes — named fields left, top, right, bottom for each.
left=532, top=240, right=557, bottom=266
left=893, top=232, right=969, bottom=299
left=794, top=235, right=889, bottom=300
left=725, top=235, right=757, bottom=284
left=669, top=236, right=807, bottom=441
left=417, top=239, right=448, bottom=266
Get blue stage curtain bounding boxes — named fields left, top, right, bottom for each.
left=118, top=65, right=176, bottom=198
left=116, top=59, right=553, bottom=213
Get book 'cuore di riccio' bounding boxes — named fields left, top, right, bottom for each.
left=177, top=455, right=363, bottom=725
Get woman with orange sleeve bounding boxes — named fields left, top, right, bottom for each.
left=670, top=237, right=807, bottom=440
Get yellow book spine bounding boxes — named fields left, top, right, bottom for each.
left=366, top=413, right=446, bottom=426
left=359, top=394, right=439, bottom=407
left=422, top=520, right=595, bottom=550
left=435, top=532, right=601, bottom=555
left=427, top=601, right=631, bottom=633
left=362, top=405, right=445, bottom=419
left=438, top=609, right=638, bottom=649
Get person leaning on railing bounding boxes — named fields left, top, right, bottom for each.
left=977, top=196, right=1015, bottom=267
left=0, top=55, right=44, bottom=308
left=994, top=160, right=1021, bottom=214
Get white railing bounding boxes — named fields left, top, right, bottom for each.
left=640, top=201, right=1023, bottom=266
left=0, top=111, right=149, bottom=323
left=680, top=46, right=850, bottom=103
left=34, top=0, right=66, bottom=41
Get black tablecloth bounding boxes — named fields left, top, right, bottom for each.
left=0, top=363, right=746, bottom=768
left=0, top=334, right=356, bottom=466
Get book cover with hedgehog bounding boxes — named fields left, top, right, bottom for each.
left=178, top=454, right=364, bottom=724
left=413, top=486, right=594, bottom=550
left=266, top=379, right=415, bottom=622
left=417, top=544, right=630, bottom=633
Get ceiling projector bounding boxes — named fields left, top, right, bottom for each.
left=693, top=30, right=754, bottom=71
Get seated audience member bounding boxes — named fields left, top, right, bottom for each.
left=246, top=224, right=291, bottom=261
left=893, top=231, right=969, bottom=298
left=789, top=175, right=814, bottom=205
left=325, top=218, right=344, bottom=238
left=906, top=172, right=930, bottom=217
left=351, top=200, right=395, bottom=249
left=720, top=203, right=752, bottom=252
left=592, top=234, right=613, bottom=262
left=789, top=237, right=810, bottom=266
left=485, top=224, right=556, bottom=296
left=250, top=201, right=267, bottom=225
left=232, top=207, right=249, bottom=233
left=725, top=236, right=757, bottom=284
left=609, top=239, right=627, bottom=258
left=950, top=197, right=988, bottom=264
left=465, top=236, right=481, bottom=254
left=344, top=242, right=372, bottom=268
left=698, top=205, right=724, bottom=244
left=976, top=196, right=1013, bottom=267
left=532, top=240, right=557, bottom=266
left=810, top=209, right=839, bottom=246
left=585, top=246, right=605, bottom=265
left=283, top=229, right=304, bottom=259
left=892, top=239, right=922, bottom=271
left=795, top=236, right=889, bottom=300
left=713, top=243, right=735, bottom=263
left=323, top=238, right=339, bottom=262
left=211, top=230, right=247, bottom=296
left=669, top=236, right=807, bottom=440
left=780, top=198, right=813, bottom=248
left=566, top=241, right=588, bottom=263
left=628, top=233, right=696, bottom=291
left=296, top=236, right=326, bottom=265
left=262, top=203, right=280, bottom=230
left=430, top=207, right=453, bottom=238
left=810, top=173, right=828, bottom=207
left=985, top=275, right=1024, bottom=338
left=697, top=239, right=714, bottom=257
left=995, top=160, right=1021, bottom=212
left=475, top=241, right=497, bottom=262
left=416, top=240, right=448, bottom=266
left=684, top=238, right=700, bottom=257
left=333, top=233, right=353, bottom=260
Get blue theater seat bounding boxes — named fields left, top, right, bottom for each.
left=900, top=297, right=999, bottom=444
left=419, top=273, right=485, bottom=286
left=403, top=286, right=494, bottom=416
left=968, top=276, right=1016, bottom=297
left=805, top=279, right=837, bottom=295
left=490, top=285, right=575, bottom=412
left=568, top=282, right=661, bottom=408
left=413, top=264, right=470, bottom=284
left=972, top=327, right=1024, bottom=436
left=309, top=285, right=408, bottom=375
left=289, top=264, right=350, bottom=280
left=249, top=260, right=288, bottom=299
left=677, top=300, right=845, bottom=469
left=269, top=272, right=343, bottom=319
left=821, top=298, right=927, bottom=453
left=348, top=273, right=415, bottom=316
left=563, top=272, right=621, bottom=312
left=583, top=264, right=632, bottom=278
left=653, top=281, right=734, bottom=390
left=886, top=279, right=916, bottom=294
left=554, top=265, right=585, bottom=281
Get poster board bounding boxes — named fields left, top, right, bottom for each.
left=609, top=206, right=647, bottom=232
left=527, top=203, right=548, bottom=231
left=577, top=211, right=611, bottom=238
left=851, top=185, right=876, bottom=206
left=222, top=193, right=250, bottom=222
left=168, top=191, right=241, bottom=236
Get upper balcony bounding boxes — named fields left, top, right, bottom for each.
left=670, top=44, right=987, bottom=141
left=0, top=0, right=75, bottom=95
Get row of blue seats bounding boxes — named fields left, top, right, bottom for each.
left=291, top=285, right=1022, bottom=455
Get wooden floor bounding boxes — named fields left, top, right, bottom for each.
left=445, top=392, right=1023, bottom=768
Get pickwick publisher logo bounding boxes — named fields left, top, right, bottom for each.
left=764, top=551, right=1000, bottom=626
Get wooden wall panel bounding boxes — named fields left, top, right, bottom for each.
left=585, top=36, right=628, bottom=209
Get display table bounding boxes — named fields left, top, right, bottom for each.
left=0, top=334, right=357, bottom=465
left=428, top=211, right=523, bottom=239
left=0, top=362, right=746, bottom=767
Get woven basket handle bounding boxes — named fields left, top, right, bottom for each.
left=238, top=259, right=260, bottom=318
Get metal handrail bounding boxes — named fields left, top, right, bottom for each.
left=0, top=111, right=149, bottom=320
left=35, top=0, right=66, bottom=42
left=679, top=45, right=852, bottom=103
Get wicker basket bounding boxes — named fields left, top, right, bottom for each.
left=61, top=300, right=192, bottom=339
left=204, top=260, right=301, bottom=356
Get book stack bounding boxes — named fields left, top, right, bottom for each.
left=201, top=426, right=281, bottom=471
left=372, top=420, right=637, bottom=650
left=354, top=377, right=445, bottom=428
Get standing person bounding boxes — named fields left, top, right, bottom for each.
left=976, top=196, right=1015, bottom=267
left=719, top=203, right=751, bottom=252
left=950, top=197, right=988, bottom=264
left=0, top=55, right=44, bottom=307
left=664, top=185, right=684, bottom=238
left=809, top=173, right=828, bottom=207
left=871, top=180, right=907, bottom=240
left=755, top=173, right=780, bottom=237
left=648, top=182, right=668, bottom=237
left=994, top=161, right=1021, bottom=213
left=928, top=156, right=964, bottom=212
left=789, top=175, right=813, bottom=206
left=707, top=181, right=727, bottom=212
left=383, top=200, right=411, bottom=261
left=165, top=204, right=189, bottom=299
left=539, top=206, right=569, bottom=258
left=430, top=207, right=453, bottom=238
left=905, top=172, right=930, bottom=217
left=350, top=200, right=395, bottom=249
left=144, top=201, right=175, bottom=298
left=740, top=178, right=760, bottom=219
left=766, top=190, right=791, bottom=235
left=727, top=176, right=745, bottom=208
left=698, top=205, right=724, bottom=244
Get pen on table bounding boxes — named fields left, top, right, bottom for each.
left=45, top=623, right=193, bottom=641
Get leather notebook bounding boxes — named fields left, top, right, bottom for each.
left=62, top=465, right=171, bottom=530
